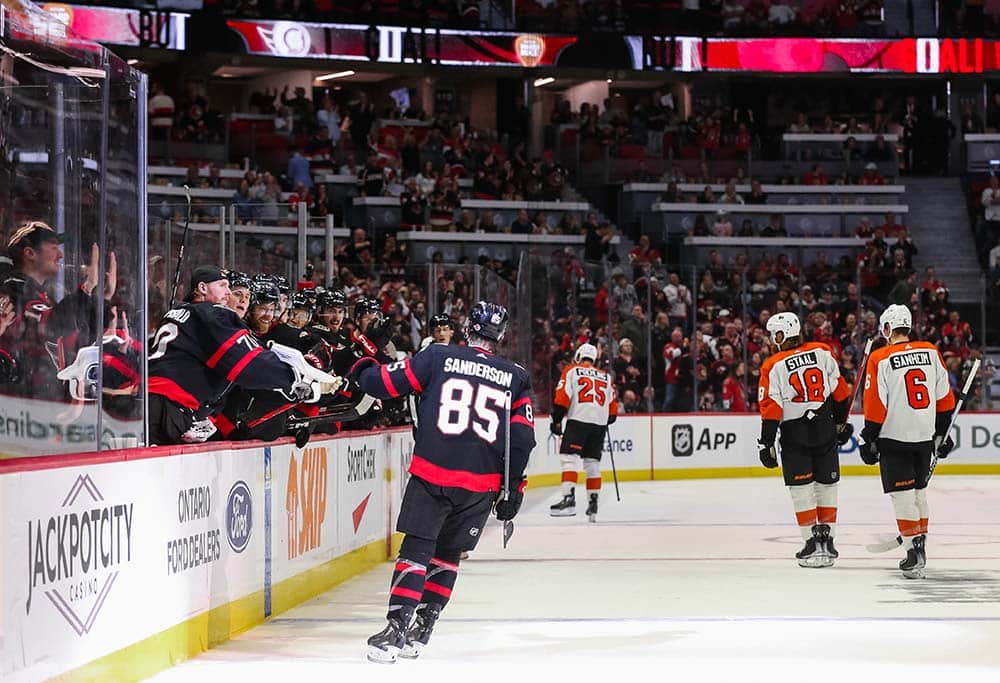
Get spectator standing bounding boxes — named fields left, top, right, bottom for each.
left=149, top=83, right=175, bottom=141
left=287, top=144, right=313, bottom=190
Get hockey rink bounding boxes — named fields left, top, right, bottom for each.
left=151, top=476, right=1000, bottom=681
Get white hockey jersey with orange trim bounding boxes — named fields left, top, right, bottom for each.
left=758, top=342, right=850, bottom=424
left=554, top=363, right=619, bottom=426
left=863, top=340, right=955, bottom=443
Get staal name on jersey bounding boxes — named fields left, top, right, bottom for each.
left=784, top=351, right=818, bottom=372
left=443, top=357, right=513, bottom=388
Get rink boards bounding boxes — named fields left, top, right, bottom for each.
left=2, top=413, right=999, bottom=681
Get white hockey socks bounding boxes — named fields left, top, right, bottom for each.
left=890, top=490, right=921, bottom=548
left=915, top=488, right=929, bottom=534
left=560, top=454, right=580, bottom=496
left=583, top=458, right=602, bottom=494
left=815, top=482, right=838, bottom=536
left=789, top=484, right=818, bottom=541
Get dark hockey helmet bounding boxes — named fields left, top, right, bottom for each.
left=227, top=270, right=252, bottom=291
left=300, top=287, right=318, bottom=305
left=466, top=301, right=508, bottom=342
left=250, top=280, right=280, bottom=306
left=289, top=291, right=312, bottom=311
left=273, top=275, right=291, bottom=295
left=317, top=289, right=347, bottom=310
left=353, top=297, right=384, bottom=324
left=429, top=313, right=453, bottom=330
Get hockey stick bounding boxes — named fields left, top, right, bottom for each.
left=605, top=423, right=621, bottom=502
left=502, top=390, right=514, bottom=549
left=288, top=394, right=378, bottom=448
left=167, top=185, right=193, bottom=310
left=929, top=358, right=980, bottom=480
left=849, top=338, right=874, bottom=413
left=866, top=535, right=903, bottom=553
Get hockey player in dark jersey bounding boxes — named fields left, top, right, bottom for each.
left=356, top=301, right=535, bottom=664
left=245, top=281, right=279, bottom=338
left=266, top=291, right=316, bottom=351
left=2, top=221, right=115, bottom=399
left=148, top=265, right=338, bottom=445
left=331, top=297, right=395, bottom=376
left=305, top=289, right=350, bottom=350
left=225, top=272, right=252, bottom=319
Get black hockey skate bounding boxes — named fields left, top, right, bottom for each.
left=366, top=613, right=411, bottom=664
left=586, top=493, right=599, bottom=523
left=399, top=604, right=442, bottom=659
left=550, top=490, right=576, bottom=517
left=796, top=525, right=832, bottom=568
left=815, top=524, right=837, bottom=567
left=900, top=535, right=926, bottom=579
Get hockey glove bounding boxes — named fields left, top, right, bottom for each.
left=836, top=422, right=854, bottom=446
left=550, top=420, right=563, bottom=436
left=494, top=485, right=525, bottom=521
left=757, top=440, right=778, bottom=469
left=289, top=379, right=322, bottom=403
left=935, top=435, right=955, bottom=459
left=859, top=440, right=879, bottom=465
left=607, top=414, right=617, bottom=425
left=347, top=356, right=379, bottom=384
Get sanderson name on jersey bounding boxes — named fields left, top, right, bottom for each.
left=443, top=356, right=514, bottom=388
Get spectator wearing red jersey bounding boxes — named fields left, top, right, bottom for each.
left=628, top=235, right=661, bottom=268
left=859, top=162, right=884, bottom=185
left=880, top=211, right=904, bottom=238
left=662, top=327, right=687, bottom=411
left=802, top=164, right=829, bottom=185
left=941, top=310, right=973, bottom=357
left=720, top=361, right=748, bottom=412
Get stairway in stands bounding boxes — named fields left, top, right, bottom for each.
left=904, top=177, right=982, bottom=303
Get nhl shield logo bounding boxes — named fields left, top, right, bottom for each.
left=672, top=424, right=694, bottom=457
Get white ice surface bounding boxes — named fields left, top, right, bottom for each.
left=150, top=476, right=1000, bottom=682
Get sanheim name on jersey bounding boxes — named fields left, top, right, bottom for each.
left=442, top=356, right=513, bottom=388
left=888, top=351, right=932, bottom=370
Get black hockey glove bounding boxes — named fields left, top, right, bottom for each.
left=757, top=440, right=778, bottom=469
left=836, top=422, right=854, bottom=446
left=935, top=435, right=955, bottom=459
left=607, top=414, right=617, bottom=425
left=859, top=440, right=879, bottom=465
left=550, top=420, right=563, bottom=436
left=494, top=483, right=525, bottom=521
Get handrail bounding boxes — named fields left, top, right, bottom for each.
left=652, top=202, right=908, bottom=214
left=624, top=183, right=905, bottom=194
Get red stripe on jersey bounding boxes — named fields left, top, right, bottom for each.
left=409, top=455, right=501, bottom=492
left=227, top=346, right=264, bottom=381
left=212, top=412, right=237, bottom=438
left=103, top=353, right=139, bottom=384
left=149, top=376, right=200, bottom=410
left=404, top=360, right=423, bottom=392
left=511, top=415, right=533, bottom=427
left=430, top=557, right=459, bottom=572
left=423, top=582, right=452, bottom=598
left=511, top=396, right=531, bottom=411
left=390, top=587, right=423, bottom=601
left=518, top=479, right=528, bottom=493
left=206, top=330, right=249, bottom=368
left=381, top=365, right=400, bottom=398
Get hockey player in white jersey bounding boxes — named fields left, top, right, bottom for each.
left=860, top=304, right=956, bottom=578
left=549, top=343, right=619, bottom=522
left=757, top=313, right=853, bottom=567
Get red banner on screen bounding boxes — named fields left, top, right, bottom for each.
left=227, top=19, right=577, bottom=67
left=705, top=37, right=1000, bottom=74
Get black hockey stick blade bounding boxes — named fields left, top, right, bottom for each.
left=502, top=520, right=514, bottom=548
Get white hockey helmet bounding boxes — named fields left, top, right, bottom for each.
left=575, top=343, right=598, bottom=363
left=879, top=304, right=912, bottom=339
left=765, top=312, right=801, bottom=346
left=57, top=344, right=100, bottom=401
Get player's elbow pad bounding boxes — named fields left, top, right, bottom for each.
left=760, top=419, right=779, bottom=446
left=934, top=411, right=951, bottom=439
left=832, top=398, right=850, bottom=425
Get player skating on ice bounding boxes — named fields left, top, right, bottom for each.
left=757, top=312, right=853, bottom=567
left=549, top=343, right=619, bottom=522
left=352, top=301, right=535, bottom=663
left=859, top=304, right=955, bottom=579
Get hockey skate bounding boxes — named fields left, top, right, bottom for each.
left=366, top=614, right=410, bottom=664
left=399, top=604, right=442, bottom=660
left=586, top=493, right=599, bottom=523
left=814, top=524, right=837, bottom=567
left=796, top=525, right=832, bottom=568
left=900, top=535, right=926, bottom=579
left=550, top=490, right=576, bottom=517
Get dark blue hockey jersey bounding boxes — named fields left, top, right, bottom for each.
left=358, top=343, right=535, bottom=492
